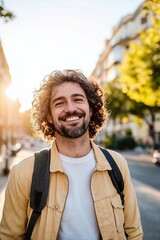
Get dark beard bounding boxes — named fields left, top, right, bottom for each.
left=58, top=122, right=88, bottom=138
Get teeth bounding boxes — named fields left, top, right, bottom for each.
left=66, top=116, right=79, bottom=122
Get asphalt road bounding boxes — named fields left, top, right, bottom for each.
left=128, top=159, right=160, bottom=191
left=125, top=156, right=160, bottom=240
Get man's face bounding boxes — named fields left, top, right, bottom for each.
left=49, top=82, right=92, bottom=138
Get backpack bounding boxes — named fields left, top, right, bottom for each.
left=24, top=146, right=124, bottom=240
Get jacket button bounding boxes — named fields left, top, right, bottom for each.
left=55, top=204, right=59, bottom=210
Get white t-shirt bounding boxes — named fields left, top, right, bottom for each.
left=58, top=150, right=100, bottom=240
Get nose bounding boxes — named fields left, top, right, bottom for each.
left=64, top=100, right=77, bottom=113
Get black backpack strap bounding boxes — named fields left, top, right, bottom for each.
left=99, top=147, right=124, bottom=206
left=24, top=148, right=51, bottom=240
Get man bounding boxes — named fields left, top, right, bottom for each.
left=0, top=70, right=143, bottom=239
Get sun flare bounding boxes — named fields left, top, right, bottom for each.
left=5, top=84, right=19, bottom=101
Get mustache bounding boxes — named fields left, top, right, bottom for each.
left=59, top=111, right=84, bottom=121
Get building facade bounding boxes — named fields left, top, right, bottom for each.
left=91, top=2, right=151, bottom=84
left=0, top=41, right=11, bottom=148
left=0, top=41, right=21, bottom=151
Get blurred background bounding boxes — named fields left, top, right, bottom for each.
left=0, top=0, right=159, bottom=156
left=0, top=0, right=160, bottom=239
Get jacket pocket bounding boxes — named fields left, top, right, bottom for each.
left=94, top=195, right=116, bottom=239
left=111, top=194, right=126, bottom=239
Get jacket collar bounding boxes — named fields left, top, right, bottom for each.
left=91, top=141, right=112, bottom=171
left=50, top=140, right=64, bottom=173
left=50, top=140, right=112, bottom=173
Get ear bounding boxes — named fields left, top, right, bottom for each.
left=47, top=114, right=53, bottom=123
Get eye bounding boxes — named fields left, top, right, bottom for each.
left=54, top=101, right=64, bottom=107
left=74, top=98, right=84, bottom=102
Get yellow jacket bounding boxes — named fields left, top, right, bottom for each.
left=0, top=140, right=143, bottom=239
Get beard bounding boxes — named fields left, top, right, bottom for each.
left=54, top=112, right=90, bottom=138
left=59, top=121, right=88, bottom=138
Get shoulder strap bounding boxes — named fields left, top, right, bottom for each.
left=25, top=148, right=51, bottom=240
left=99, top=146, right=124, bottom=206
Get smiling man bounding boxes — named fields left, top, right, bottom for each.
left=49, top=82, right=91, bottom=139
left=0, top=70, right=143, bottom=240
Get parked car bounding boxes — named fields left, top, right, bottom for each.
left=152, top=147, right=160, bottom=165
left=11, top=143, right=22, bottom=156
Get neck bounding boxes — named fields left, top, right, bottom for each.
left=55, top=132, right=91, bottom=158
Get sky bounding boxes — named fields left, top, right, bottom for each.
left=0, top=0, right=144, bottom=112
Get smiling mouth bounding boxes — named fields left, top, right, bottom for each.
left=65, top=116, right=80, bottom=122
left=60, top=113, right=84, bottom=122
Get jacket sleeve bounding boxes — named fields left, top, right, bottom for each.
left=121, top=156, right=143, bottom=239
left=0, top=163, right=30, bottom=240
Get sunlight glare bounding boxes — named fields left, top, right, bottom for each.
left=5, top=84, right=19, bottom=101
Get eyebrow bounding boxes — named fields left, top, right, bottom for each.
left=51, top=93, right=86, bottom=104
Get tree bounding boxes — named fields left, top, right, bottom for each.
left=118, top=0, right=160, bottom=147
left=104, top=79, right=151, bottom=137
left=0, top=0, right=14, bottom=22
left=104, top=80, right=135, bottom=122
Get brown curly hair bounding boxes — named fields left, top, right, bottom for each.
left=31, top=69, right=108, bottom=140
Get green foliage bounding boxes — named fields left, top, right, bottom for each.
left=103, top=79, right=152, bottom=122
left=0, top=0, right=14, bottom=22
left=125, top=127, right=132, bottom=136
left=143, top=0, right=160, bottom=28
left=104, top=136, right=114, bottom=149
left=119, top=0, right=160, bottom=108
left=104, top=79, right=137, bottom=120
left=104, top=135, right=137, bottom=150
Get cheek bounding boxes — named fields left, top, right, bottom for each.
left=51, top=109, right=62, bottom=122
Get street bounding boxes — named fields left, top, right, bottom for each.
left=122, top=152, right=160, bottom=240
left=128, top=160, right=160, bottom=190
left=0, top=148, right=160, bottom=239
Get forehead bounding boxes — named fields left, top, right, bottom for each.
left=51, top=82, right=87, bottom=99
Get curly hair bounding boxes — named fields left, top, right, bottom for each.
left=31, top=69, right=109, bottom=140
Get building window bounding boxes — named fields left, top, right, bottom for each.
left=141, top=17, right=147, bottom=24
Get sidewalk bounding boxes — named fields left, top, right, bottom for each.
left=133, top=178, right=160, bottom=240
left=0, top=142, right=50, bottom=192
left=0, top=157, right=12, bottom=221
left=0, top=156, right=13, bottom=193
left=0, top=148, right=36, bottom=220
left=0, top=149, right=34, bottom=191
left=118, top=148, right=152, bottom=163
